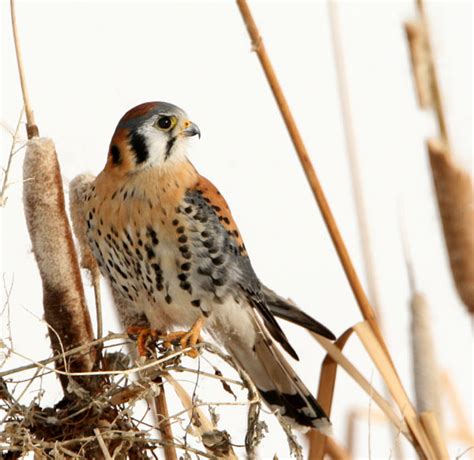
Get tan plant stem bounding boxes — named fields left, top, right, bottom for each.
left=235, top=0, right=390, bottom=362
left=10, top=0, right=38, bottom=138
left=153, top=377, right=178, bottom=460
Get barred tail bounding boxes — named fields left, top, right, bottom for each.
left=224, top=320, right=332, bottom=434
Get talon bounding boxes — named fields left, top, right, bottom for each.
left=160, top=318, right=204, bottom=358
left=127, top=326, right=158, bottom=357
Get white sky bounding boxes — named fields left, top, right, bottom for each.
left=1, top=1, right=472, bottom=459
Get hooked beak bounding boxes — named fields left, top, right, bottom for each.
left=182, top=121, right=201, bottom=139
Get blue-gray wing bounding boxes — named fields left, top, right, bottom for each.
left=183, top=181, right=299, bottom=360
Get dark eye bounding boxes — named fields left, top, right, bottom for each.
left=157, top=116, right=172, bottom=130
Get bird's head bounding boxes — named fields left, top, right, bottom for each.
left=106, top=102, right=200, bottom=173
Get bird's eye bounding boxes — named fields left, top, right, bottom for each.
left=156, top=116, right=175, bottom=130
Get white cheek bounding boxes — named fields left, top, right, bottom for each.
left=137, top=125, right=189, bottom=169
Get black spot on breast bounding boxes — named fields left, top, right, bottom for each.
left=165, top=294, right=172, bottom=304
left=203, top=239, right=214, bottom=249
left=223, top=217, right=230, bottom=225
left=191, top=299, right=201, bottom=307
left=145, top=245, right=155, bottom=260
left=212, top=277, right=226, bottom=287
left=212, top=255, right=225, bottom=266
left=172, top=219, right=179, bottom=226
left=178, top=273, right=188, bottom=281
left=178, top=235, right=187, bottom=243
left=111, top=145, right=121, bottom=164
left=129, top=130, right=149, bottom=164
left=181, top=262, right=191, bottom=271
left=176, top=226, right=185, bottom=234
left=180, top=281, right=192, bottom=292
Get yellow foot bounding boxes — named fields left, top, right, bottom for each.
left=162, top=318, right=204, bottom=358
left=127, top=326, right=159, bottom=357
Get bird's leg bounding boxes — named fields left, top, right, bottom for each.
left=127, top=326, right=159, bottom=357
left=161, top=318, right=204, bottom=358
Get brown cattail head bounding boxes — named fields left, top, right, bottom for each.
left=428, top=138, right=474, bottom=313
left=23, top=138, right=97, bottom=395
left=405, top=21, right=433, bottom=109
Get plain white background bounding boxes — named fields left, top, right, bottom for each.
left=1, top=1, right=472, bottom=458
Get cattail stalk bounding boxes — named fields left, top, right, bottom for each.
left=10, top=0, right=38, bottom=138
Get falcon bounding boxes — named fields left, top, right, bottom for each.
left=84, top=102, right=335, bottom=433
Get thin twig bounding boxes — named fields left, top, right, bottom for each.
left=9, top=0, right=38, bottom=138
left=0, top=109, right=24, bottom=207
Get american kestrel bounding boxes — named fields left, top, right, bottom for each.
left=84, top=102, right=334, bottom=433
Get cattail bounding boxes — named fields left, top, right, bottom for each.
left=428, top=138, right=474, bottom=313
left=410, top=292, right=442, bottom=429
left=23, top=138, right=97, bottom=394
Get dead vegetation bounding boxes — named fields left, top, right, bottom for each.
left=1, top=0, right=472, bottom=458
